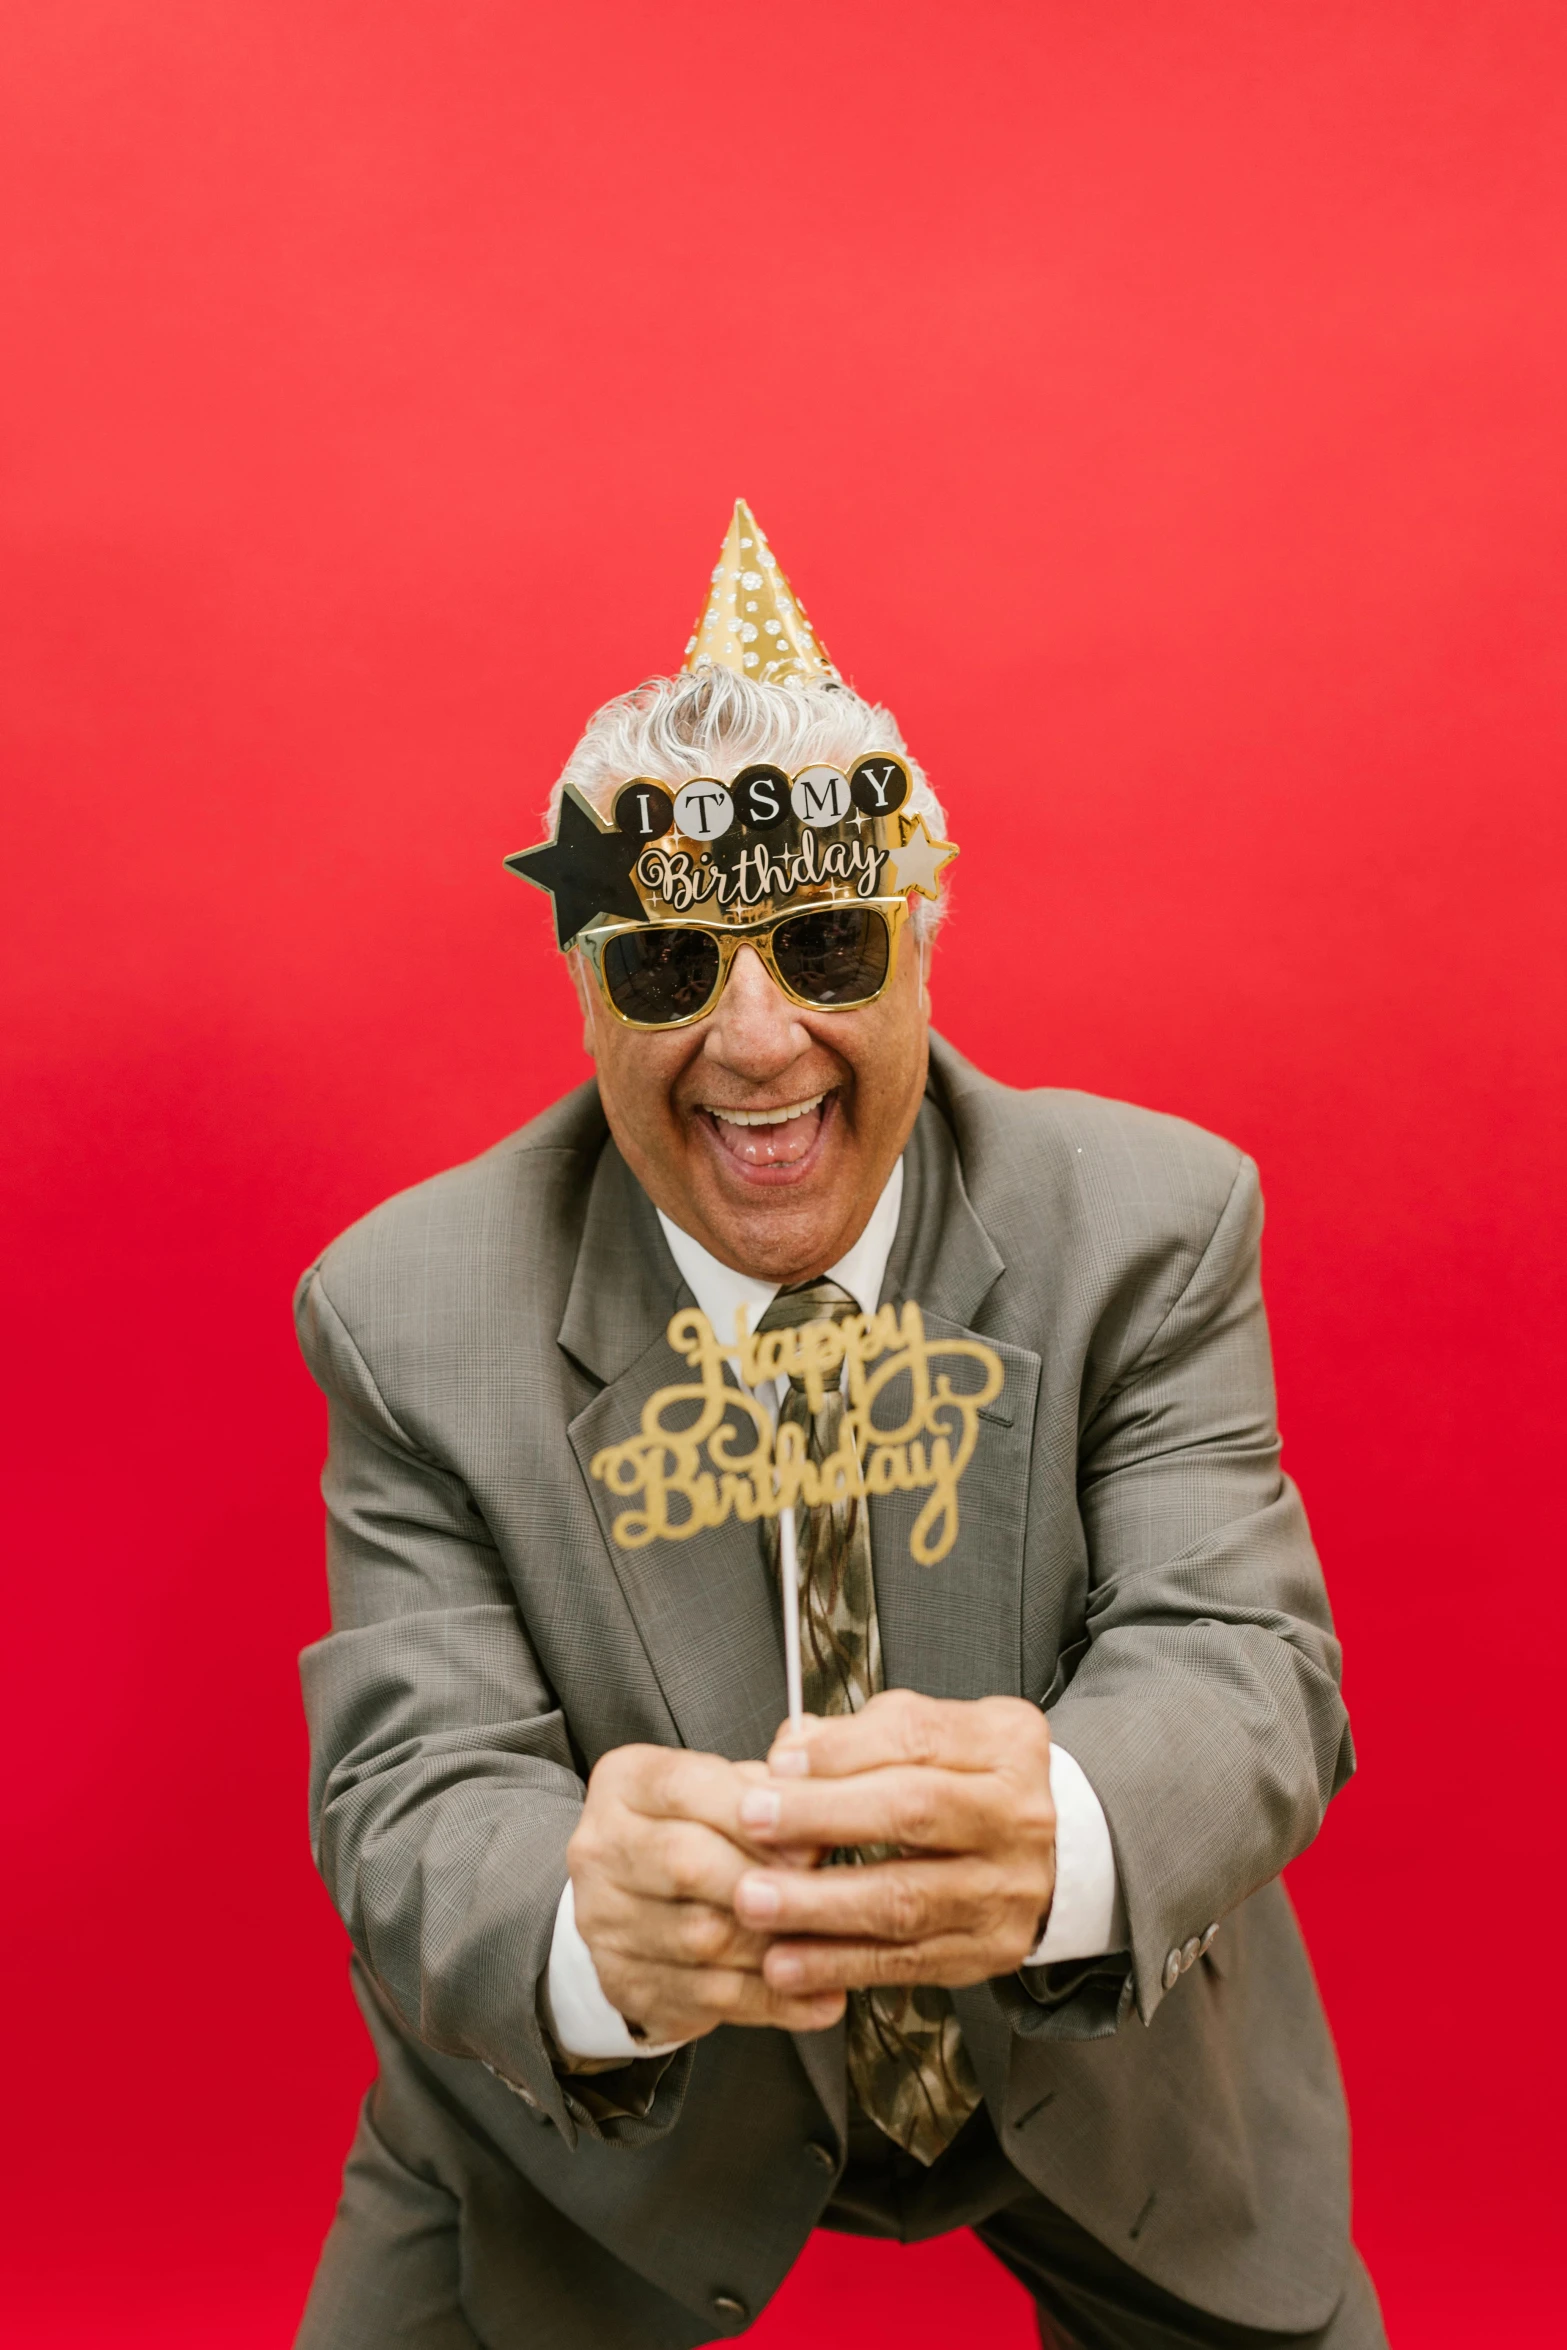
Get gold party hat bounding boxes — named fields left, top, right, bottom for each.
left=682, top=500, right=839, bottom=687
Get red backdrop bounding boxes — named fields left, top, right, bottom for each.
left=3, top=4, right=1563, bottom=2343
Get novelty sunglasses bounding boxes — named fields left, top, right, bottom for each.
left=576, top=897, right=911, bottom=1031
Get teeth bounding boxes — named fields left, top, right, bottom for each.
left=709, top=1093, right=826, bottom=1129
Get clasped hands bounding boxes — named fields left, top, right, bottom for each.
left=567, top=1690, right=1057, bottom=2047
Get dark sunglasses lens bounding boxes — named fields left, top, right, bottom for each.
left=772, top=907, right=892, bottom=1006
left=602, top=927, right=722, bottom=1025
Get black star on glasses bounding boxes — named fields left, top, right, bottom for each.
left=504, top=783, right=648, bottom=949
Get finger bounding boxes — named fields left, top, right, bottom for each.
left=599, top=1815, right=760, bottom=1908
left=590, top=1894, right=772, bottom=1972
left=760, top=1933, right=1021, bottom=1994
left=736, top=1764, right=1010, bottom=1856
left=606, top=1746, right=834, bottom=1866
left=611, top=1958, right=846, bottom=2037
left=769, top=1691, right=1049, bottom=1783
left=733, top=1856, right=1021, bottom=1943
left=605, top=1744, right=771, bottom=1838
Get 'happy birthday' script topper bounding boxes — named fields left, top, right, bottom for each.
left=590, top=1302, right=1005, bottom=1566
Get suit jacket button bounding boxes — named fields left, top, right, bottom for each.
left=1162, top=1949, right=1181, bottom=1991
left=712, top=2294, right=748, bottom=2321
left=806, top=2140, right=836, bottom=2170
left=1180, top=1936, right=1201, bottom=1972
left=1200, top=1922, right=1218, bottom=1953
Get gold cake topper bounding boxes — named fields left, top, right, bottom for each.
left=590, top=1302, right=1004, bottom=1567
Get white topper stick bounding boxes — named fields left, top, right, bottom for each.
left=746, top=1310, right=805, bottom=1735
left=778, top=1505, right=805, bottom=1735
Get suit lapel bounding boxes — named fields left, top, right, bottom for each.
left=866, top=1315, right=1040, bottom=1703
left=868, top=1094, right=1041, bottom=1704
left=560, top=1142, right=790, bottom=1765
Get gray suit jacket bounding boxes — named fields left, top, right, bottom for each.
left=296, top=1034, right=1356, bottom=2337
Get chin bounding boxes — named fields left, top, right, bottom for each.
left=700, top=1182, right=850, bottom=1283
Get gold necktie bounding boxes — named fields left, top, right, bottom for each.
left=756, top=1279, right=981, bottom=2166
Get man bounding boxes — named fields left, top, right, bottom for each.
left=293, top=502, right=1383, bottom=2348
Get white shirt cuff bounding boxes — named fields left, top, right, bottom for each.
left=1026, top=1742, right=1128, bottom=1965
left=544, top=1877, right=692, bottom=2064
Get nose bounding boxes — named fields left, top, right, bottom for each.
left=701, top=944, right=811, bottom=1082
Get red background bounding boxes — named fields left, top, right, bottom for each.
left=3, top=4, right=1563, bottom=2343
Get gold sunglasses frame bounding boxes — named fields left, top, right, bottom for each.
left=576, top=896, right=912, bottom=1032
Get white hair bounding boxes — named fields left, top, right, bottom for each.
left=550, top=669, right=950, bottom=943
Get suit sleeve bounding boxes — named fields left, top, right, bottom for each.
left=1001, top=1152, right=1353, bottom=2042
left=295, top=1264, right=691, bottom=2146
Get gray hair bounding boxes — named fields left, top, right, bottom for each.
left=550, top=669, right=950, bottom=943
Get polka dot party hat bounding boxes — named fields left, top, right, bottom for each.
left=682, top=499, right=840, bottom=688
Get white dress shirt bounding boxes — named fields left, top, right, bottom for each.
left=544, top=1157, right=1128, bottom=2062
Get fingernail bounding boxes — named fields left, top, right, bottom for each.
left=770, top=1746, right=810, bottom=1778
left=770, top=1951, right=803, bottom=1986
left=739, top=1788, right=782, bottom=1830
left=737, top=1873, right=780, bottom=1920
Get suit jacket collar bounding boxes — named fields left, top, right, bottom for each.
left=557, top=1133, right=686, bottom=1388
left=886, top=1068, right=1006, bottom=1328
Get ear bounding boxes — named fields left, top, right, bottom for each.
left=918, top=931, right=933, bottom=1016
left=566, top=950, right=596, bottom=1059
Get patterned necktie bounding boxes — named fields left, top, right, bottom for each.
left=755, top=1278, right=981, bottom=2166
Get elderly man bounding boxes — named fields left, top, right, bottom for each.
left=293, top=504, right=1383, bottom=2350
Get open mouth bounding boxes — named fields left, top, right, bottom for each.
left=701, top=1090, right=833, bottom=1174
